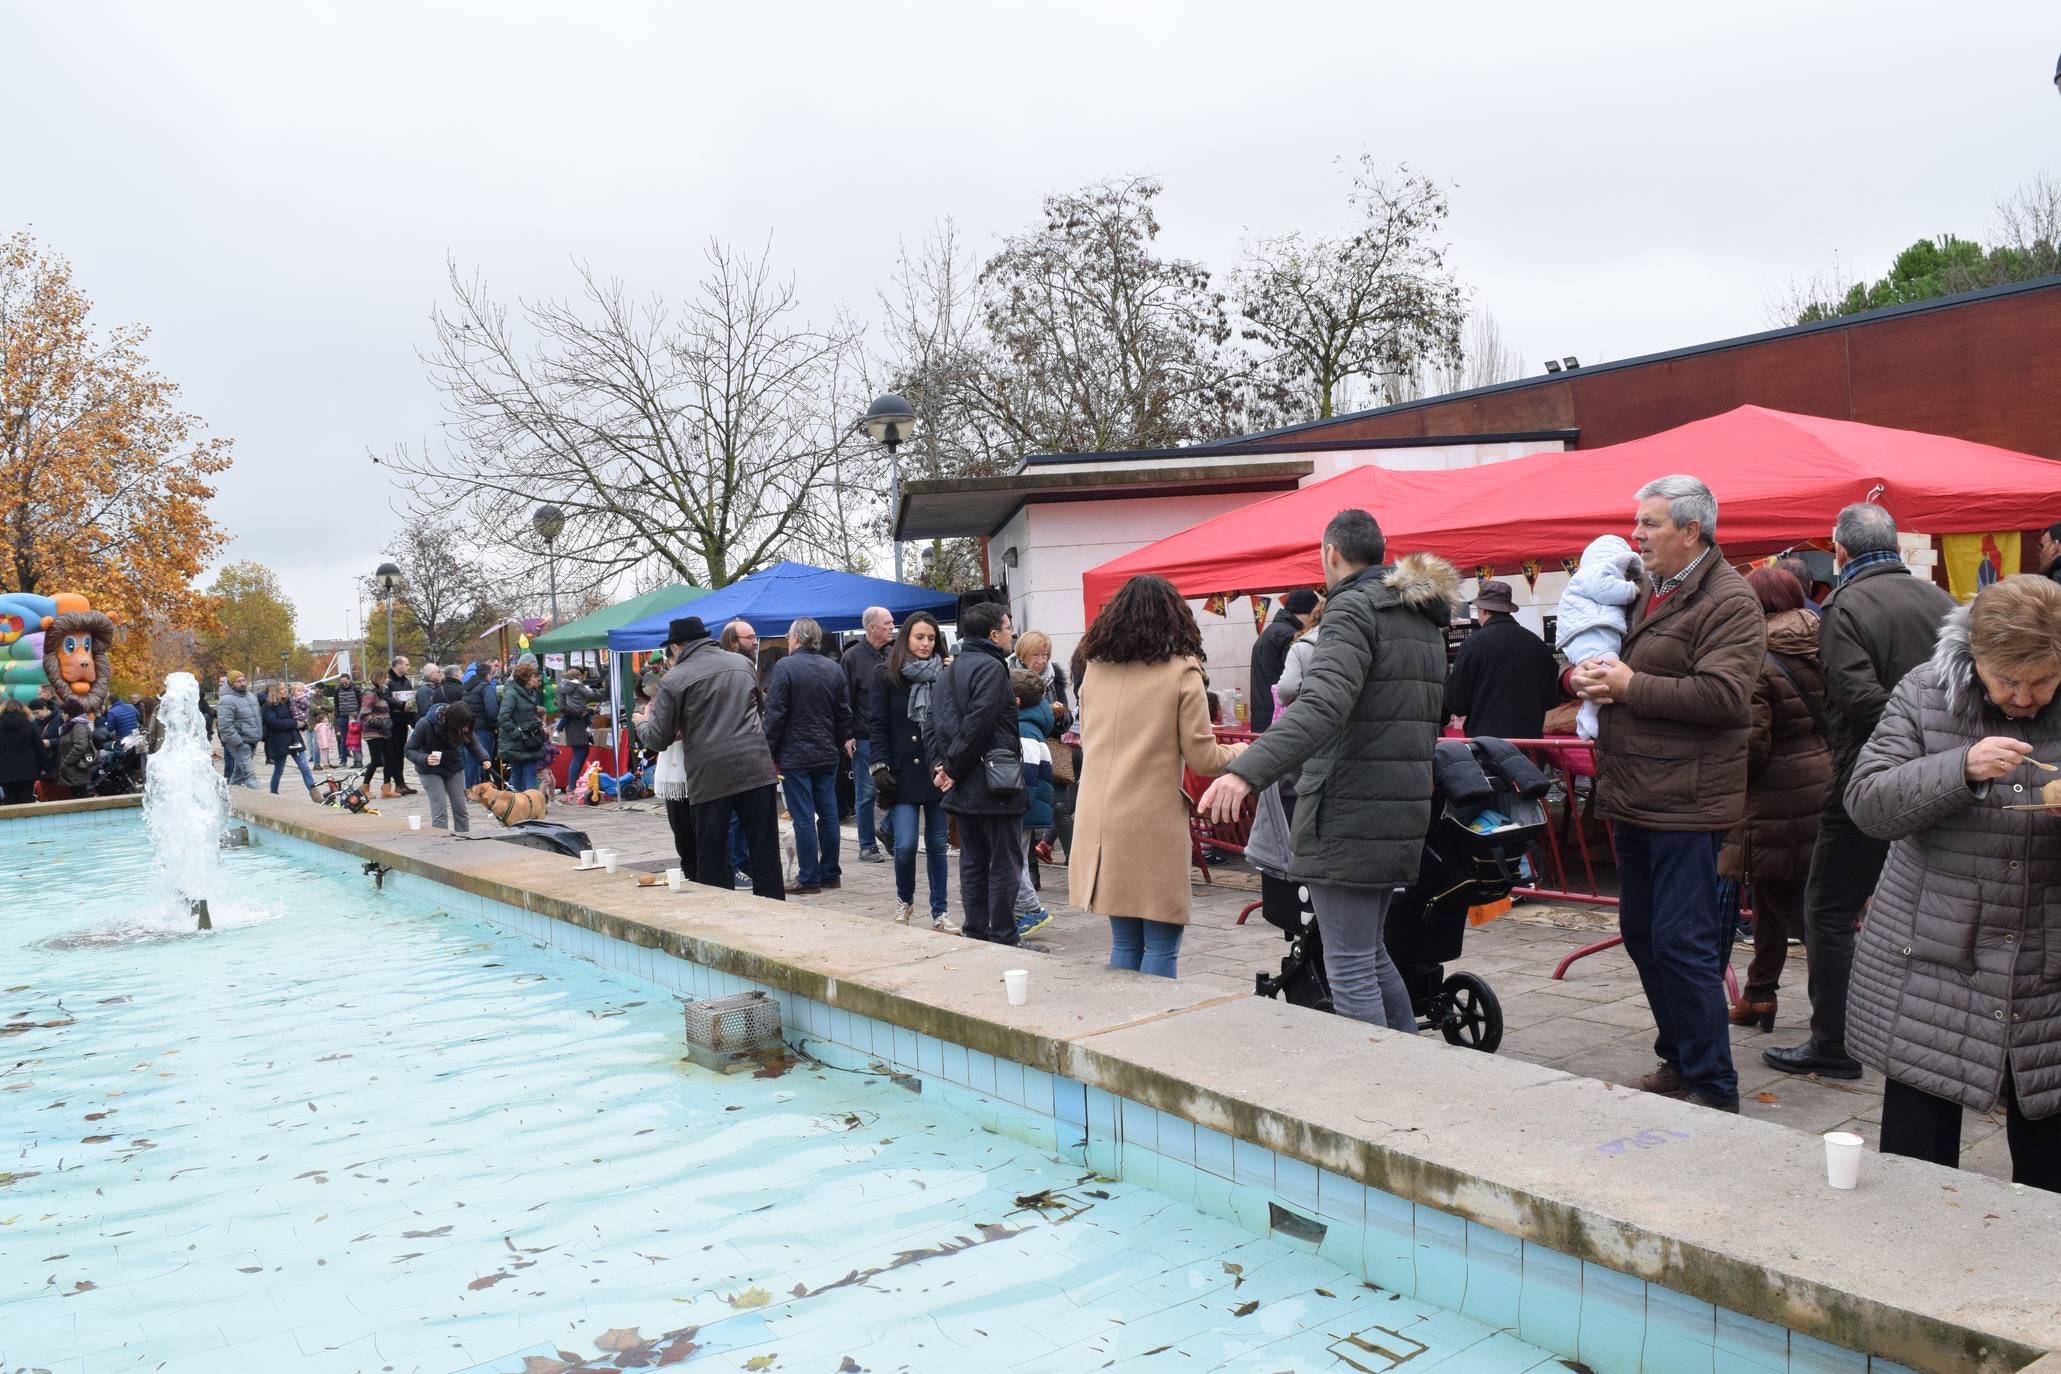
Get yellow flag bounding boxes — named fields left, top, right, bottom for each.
left=1941, top=532, right=2020, bottom=602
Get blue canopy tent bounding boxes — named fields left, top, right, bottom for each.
left=605, top=560, right=961, bottom=652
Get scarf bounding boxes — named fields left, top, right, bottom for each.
left=901, top=653, right=944, bottom=726
left=654, top=740, right=689, bottom=802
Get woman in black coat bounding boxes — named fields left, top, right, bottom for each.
left=868, top=612, right=953, bottom=932
left=0, top=700, right=43, bottom=804
left=262, top=685, right=316, bottom=795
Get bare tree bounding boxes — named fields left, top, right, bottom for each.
left=1993, top=173, right=2061, bottom=277
left=971, top=177, right=1251, bottom=453
left=1234, top=158, right=1467, bottom=421
left=376, top=515, right=506, bottom=663
left=1763, top=251, right=1858, bottom=327
left=1423, top=310, right=1524, bottom=395
left=383, top=241, right=879, bottom=590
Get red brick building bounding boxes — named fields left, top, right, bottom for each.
left=1222, top=275, right=2061, bottom=461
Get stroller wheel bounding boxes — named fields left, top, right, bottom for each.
left=1437, top=972, right=1502, bottom=1053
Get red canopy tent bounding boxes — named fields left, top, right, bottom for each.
left=1081, top=405, right=2061, bottom=617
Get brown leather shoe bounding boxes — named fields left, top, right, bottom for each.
left=784, top=883, right=821, bottom=896
left=1637, top=1061, right=1685, bottom=1096
left=1728, top=999, right=1777, bottom=1031
left=820, top=877, right=842, bottom=890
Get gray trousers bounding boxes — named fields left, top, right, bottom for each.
left=1306, top=882, right=1417, bottom=1034
left=420, top=771, right=470, bottom=833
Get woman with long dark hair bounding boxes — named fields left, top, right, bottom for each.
left=405, top=701, right=481, bottom=832
left=1068, top=575, right=1243, bottom=978
left=869, top=612, right=956, bottom=931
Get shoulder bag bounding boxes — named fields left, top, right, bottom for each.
left=950, top=658, right=1023, bottom=798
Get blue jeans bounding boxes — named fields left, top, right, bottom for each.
left=1615, top=824, right=1737, bottom=1102
left=729, top=813, right=750, bottom=871
left=466, top=729, right=495, bottom=786
left=782, top=766, right=840, bottom=886
left=1307, top=883, right=1417, bottom=1033
left=1109, top=917, right=1183, bottom=979
left=890, top=800, right=948, bottom=916
left=568, top=744, right=590, bottom=790
left=270, top=750, right=315, bottom=793
left=852, top=741, right=878, bottom=852
left=506, top=760, right=540, bottom=793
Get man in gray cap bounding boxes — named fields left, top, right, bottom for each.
left=1442, top=579, right=1559, bottom=741
left=634, top=616, right=785, bottom=899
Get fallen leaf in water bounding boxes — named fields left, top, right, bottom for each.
left=838, top=1359, right=862, bottom=1373
left=1755, top=1092, right=1779, bottom=1104
left=236, top=1266, right=261, bottom=1274
left=80, top=1135, right=111, bottom=1144
left=1315, top=1287, right=1335, bottom=1298
left=791, top=1283, right=808, bottom=1297
left=84, top=1111, right=110, bottom=1121
left=67, top=1279, right=96, bottom=1294
left=741, top=1356, right=777, bottom=1371
left=401, top=1226, right=452, bottom=1239
left=1231, top=1300, right=1258, bottom=1317
left=727, top=1285, right=772, bottom=1309
left=468, top=1271, right=512, bottom=1290
left=595, top=1327, right=642, bottom=1351
left=519, top=1358, right=572, bottom=1374
left=1223, top=1261, right=1245, bottom=1288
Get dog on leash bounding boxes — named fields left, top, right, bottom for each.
left=466, top=781, right=550, bottom=826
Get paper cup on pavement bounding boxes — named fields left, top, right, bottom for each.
left=408, top=815, right=422, bottom=831
left=578, top=849, right=595, bottom=870
left=1003, top=969, right=1029, bottom=1006
left=1824, top=1131, right=1863, bottom=1189
left=601, top=850, right=619, bottom=874
left=665, top=867, right=685, bottom=892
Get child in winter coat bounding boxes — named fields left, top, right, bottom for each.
left=1010, top=669, right=1057, bottom=940
left=1557, top=534, right=1647, bottom=740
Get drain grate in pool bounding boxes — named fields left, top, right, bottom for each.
left=682, top=990, right=784, bottom=1073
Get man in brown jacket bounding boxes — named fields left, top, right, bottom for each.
left=1571, top=475, right=1766, bottom=1112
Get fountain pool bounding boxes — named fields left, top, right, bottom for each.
left=0, top=816, right=1566, bottom=1373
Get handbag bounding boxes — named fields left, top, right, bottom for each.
left=949, top=658, right=1022, bottom=798
left=1049, top=737, right=1076, bottom=786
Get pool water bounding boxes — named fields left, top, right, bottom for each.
left=1, top=821, right=1563, bottom=1373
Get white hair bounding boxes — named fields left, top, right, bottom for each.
left=1635, top=474, right=1718, bottom=545
left=789, top=617, right=823, bottom=651
left=1833, top=502, right=1898, bottom=556
left=862, top=605, right=892, bottom=629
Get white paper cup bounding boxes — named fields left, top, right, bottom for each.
left=602, top=851, right=619, bottom=874
left=426, top=751, right=442, bottom=766
left=578, top=849, right=595, bottom=870
left=1824, top=1131, right=1863, bottom=1189
left=665, top=867, right=685, bottom=891
left=408, top=815, right=422, bottom=831
left=1003, top=968, right=1029, bottom=1006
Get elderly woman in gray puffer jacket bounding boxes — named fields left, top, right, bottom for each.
left=1845, top=574, right=2061, bottom=1192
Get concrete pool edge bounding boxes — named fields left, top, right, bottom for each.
left=224, top=790, right=2061, bottom=1374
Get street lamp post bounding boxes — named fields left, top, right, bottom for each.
left=533, top=504, right=565, bottom=625
left=862, top=394, right=917, bottom=583
left=375, top=562, right=402, bottom=669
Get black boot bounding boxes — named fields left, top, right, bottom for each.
left=1762, top=1042, right=1863, bottom=1080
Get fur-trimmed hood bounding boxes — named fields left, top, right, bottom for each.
left=1929, top=602, right=1980, bottom=721
left=1378, top=552, right=1462, bottom=625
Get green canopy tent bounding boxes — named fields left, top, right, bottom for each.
left=528, top=582, right=709, bottom=656
left=526, top=582, right=708, bottom=781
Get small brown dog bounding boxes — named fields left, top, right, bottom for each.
left=466, top=781, right=551, bottom=826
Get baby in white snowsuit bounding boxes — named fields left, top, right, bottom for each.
left=1557, top=534, right=1647, bottom=740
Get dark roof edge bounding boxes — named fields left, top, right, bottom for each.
left=1021, top=429, right=1576, bottom=466
left=1219, top=272, right=2061, bottom=446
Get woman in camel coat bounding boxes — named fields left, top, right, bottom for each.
left=1070, top=574, right=1243, bottom=978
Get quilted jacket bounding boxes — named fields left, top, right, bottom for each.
left=1228, top=553, right=1458, bottom=889
left=1718, top=610, right=1831, bottom=883
left=1845, top=603, right=2061, bottom=1119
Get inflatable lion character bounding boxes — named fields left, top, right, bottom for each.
left=0, top=593, right=115, bottom=712
left=466, top=781, right=550, bottom=826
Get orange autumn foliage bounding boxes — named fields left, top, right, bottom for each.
left=0, top=230, right=231, bottom=682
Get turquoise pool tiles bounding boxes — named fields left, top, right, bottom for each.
left=229, top=816, right=1918, bottom=1374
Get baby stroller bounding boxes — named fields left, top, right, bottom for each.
left=1245, top=738, right=1550, bottom=1053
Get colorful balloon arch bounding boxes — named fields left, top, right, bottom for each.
left=0, top=593, right=116, bottom=712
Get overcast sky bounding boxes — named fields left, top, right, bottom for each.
left=6, top=2, right=2057, bottom=640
